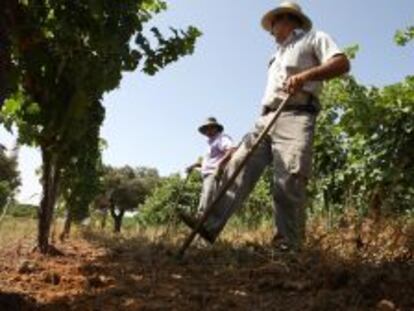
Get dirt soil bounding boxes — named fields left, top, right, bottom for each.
left=0, top=222, right=414, bottom=311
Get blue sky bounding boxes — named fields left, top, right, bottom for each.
left=1, top=0, right=413, bottom=204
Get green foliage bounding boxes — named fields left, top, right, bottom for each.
left=311, top=73, right=414, bottom=217
left=59, top=101, right=105, bottom=222
left=103, top=165, right=161, bottom=213
left=395, top=26, right=414, bottom=46
left=8, top=203, right=37, bottom=218
left=0, top=1, right=16, bottom=108
left=0, top=147, right=20, bottom=209
left=236, top=170, right=273, bottom=227
left=138, top=173, right=202, bottom=226
left=1, top=0, right=202, bottom=154
left=139, top=170, right=273, bottom=228
left=343, top=44, right=360, bottom=60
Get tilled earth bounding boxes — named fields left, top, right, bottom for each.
left=0, top=223, right=413, bottom=311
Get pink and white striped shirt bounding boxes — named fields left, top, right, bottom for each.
left=201, top=133, right=234, bottom=176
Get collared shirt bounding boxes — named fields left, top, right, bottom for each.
left=261, top=29, right=343, bottom=109
left=201, top=133, right=234, bottom=176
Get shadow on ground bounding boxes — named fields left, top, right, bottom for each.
left=1, top=225, right=413, bottom=311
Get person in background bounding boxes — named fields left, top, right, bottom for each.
left=184, top=117, right=235, bottom=217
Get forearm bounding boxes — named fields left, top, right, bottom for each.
left=302, top=54, right=350, bottom=82
left=284, top=54, right=350, bottom=95
left=217, top=148, right=237, bottom=169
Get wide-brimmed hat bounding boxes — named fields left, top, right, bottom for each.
left=198, top=117, right=224, bottom=135
left=261, top=1, right=312, bottom=33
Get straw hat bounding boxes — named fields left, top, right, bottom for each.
left=261, top=1, right=312, bottom=32
left=198, top=117, right=224, bottom=135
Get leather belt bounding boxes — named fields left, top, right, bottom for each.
left=282, top=103, right=317, bottom=114
left=263, top=92, right=319, bottom=115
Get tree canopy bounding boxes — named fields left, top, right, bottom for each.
left=101, top=165, right=161, bottom=232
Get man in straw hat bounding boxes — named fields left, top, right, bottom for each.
left=180, top=2, right=350, bottom=249
left=184, top=117, right=236, bottom=218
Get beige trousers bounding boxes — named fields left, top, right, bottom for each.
left=197, top=174, right=218, bottom=215
left=203, top=109, right=316, bottom=249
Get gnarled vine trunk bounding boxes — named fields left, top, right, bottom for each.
left=37, top=148, right=61, bottom=253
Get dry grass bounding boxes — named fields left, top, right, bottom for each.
left=0, top=216, right=37, bottom=251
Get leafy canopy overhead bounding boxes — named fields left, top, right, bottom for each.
left=1, top=0, right=201, bottom=149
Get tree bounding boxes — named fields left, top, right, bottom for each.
left=0, top=0, right=18, bottom=108
left=0, top=0, right=201, bottom=253
left=102, top=166, right=160, bottom=232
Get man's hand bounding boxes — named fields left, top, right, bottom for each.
left=284, top=55, right=351, bottom=95
left=283, top=55, right=351, bottom=95
left=283, top=71, right=309, bottom=94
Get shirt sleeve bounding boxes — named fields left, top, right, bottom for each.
left=220, top=135, right=234, bottom=151
left=312, top=31, right=343, bottom=64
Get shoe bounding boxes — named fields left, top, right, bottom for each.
left=177, top=211, right=216, bottom=244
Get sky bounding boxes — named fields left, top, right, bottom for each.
left=1, top=0, right=413, bottom=204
